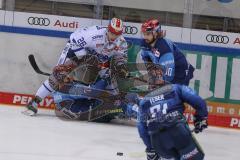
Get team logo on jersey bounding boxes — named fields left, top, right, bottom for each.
left=152, top=48, right=160, bottom=57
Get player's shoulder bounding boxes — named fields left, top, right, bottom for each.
left=71, top=25, right=106, bottom=37
left=88, top=25, right=107, bottom=33
left=90, top=25, right=108, bottom=41
left=70, top=25, right=107, bottom=44
left=161, top=37, right=173, bottom=43
left=156, top=38, right=174, bottom=47
left=174, top=84, right=196, bottom=96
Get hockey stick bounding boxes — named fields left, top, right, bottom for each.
left=28, top=54, right=51, bottom=76
left=28, top=54, right=148, bottom=84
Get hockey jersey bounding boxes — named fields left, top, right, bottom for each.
left=137, top=84, right=207, bottom=149
left=140, top=38, right=194, bottom=85
left=68, top=25, right=128, bottom=63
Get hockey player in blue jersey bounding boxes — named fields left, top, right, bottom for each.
left=130, top=67, right=208, bottom=160
left=140, top=19, right=194, bottom=86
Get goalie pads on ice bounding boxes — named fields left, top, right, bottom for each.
left=55, top=99, right=82, bottom=119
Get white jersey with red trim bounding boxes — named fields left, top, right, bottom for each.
left=69, top=25, right=128, bottom=62
left=56, top=25, right=128, bottom=93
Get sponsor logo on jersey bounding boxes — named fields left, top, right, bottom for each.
left=96, top=26, right=105, bottom=30
left=92, top=35, right=104, bottom=41
left=181, top=148, right=199, bottom=159
left=160, top=60, right=174, bottom=65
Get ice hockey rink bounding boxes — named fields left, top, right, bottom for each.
left=0, top=105, right=240, bottom=160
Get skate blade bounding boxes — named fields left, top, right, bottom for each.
left=21, top=109, right=37, bottom=116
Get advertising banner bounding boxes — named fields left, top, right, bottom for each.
left=0, top=92, right=55, bottom=109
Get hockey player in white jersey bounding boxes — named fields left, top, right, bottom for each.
left=24, top=17, right=129, bottom=116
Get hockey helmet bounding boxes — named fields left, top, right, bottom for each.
left=141, top=19, right=161, bottom=33
left=108, top=18, right=124, bottom=35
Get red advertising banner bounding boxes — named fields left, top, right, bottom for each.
left=0, top=91, right=240, bottom=129
left=0, top=91, right=55, bottom=109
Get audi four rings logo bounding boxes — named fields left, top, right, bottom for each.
left=123, top=26, right=138, bottom=35
left=206, top=34, right=229, bottom=44
left=28, top=17, right=50, bottom=26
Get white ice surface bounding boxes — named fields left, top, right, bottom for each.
left=0, top=105, right=240, bottom=160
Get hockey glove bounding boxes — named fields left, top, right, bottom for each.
left=193, top=115, right=208, bottom=134
left=146, top=148, right=159, bottom=160
left=53, top=64, right=76, bottom=82
left=49, top=63, right=77, bottom=90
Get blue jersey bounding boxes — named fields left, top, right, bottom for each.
left=137, top=84, right=207, bottom=149
left=141, top=38, right=194, bottom=85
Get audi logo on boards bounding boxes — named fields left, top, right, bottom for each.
left=123, top=26, right=138, bottom=35
left=206, top=34, right=229, bottom=44
left=28, top=17, right=50, bottom=26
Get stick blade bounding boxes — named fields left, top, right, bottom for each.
left=28, top=54, right=50, bottom=76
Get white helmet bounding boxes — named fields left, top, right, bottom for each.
left=108, top=18, right=123, bottom=35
